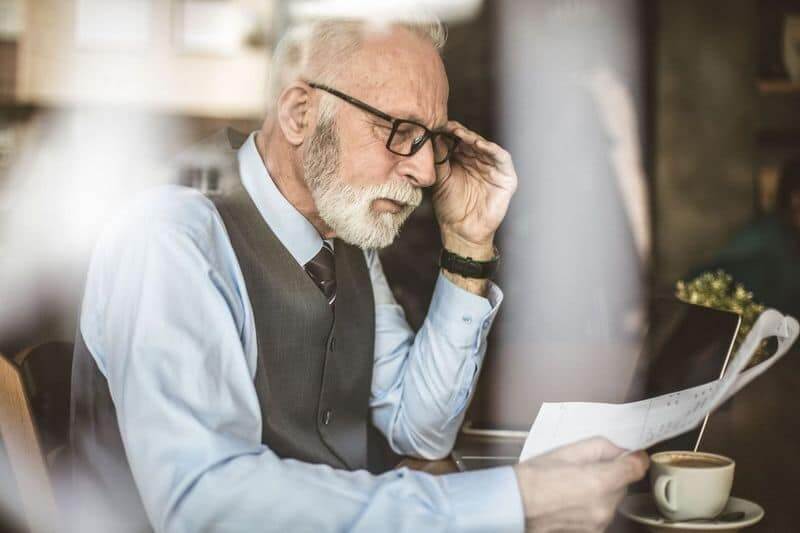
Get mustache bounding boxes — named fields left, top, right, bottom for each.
left=364, top=180, right=423, bottom=208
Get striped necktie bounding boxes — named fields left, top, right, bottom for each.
left=304, top=240, right=336, bottom=308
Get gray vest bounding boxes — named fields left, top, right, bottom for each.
left=70, top=129, right=394, bottom=532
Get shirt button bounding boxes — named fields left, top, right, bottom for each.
left=462, top=315, right=472, bottom=325
left=322, top=409, right=333, bottom=425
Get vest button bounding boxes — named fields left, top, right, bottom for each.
left=322, top=409, right=333, bottom=425
left=330, top=337, right=336, bottom=351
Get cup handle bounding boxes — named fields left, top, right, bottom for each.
left=654, top=476, right=678, bottom=512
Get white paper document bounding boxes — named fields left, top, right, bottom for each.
left=520, top=309, right=799, bottom=461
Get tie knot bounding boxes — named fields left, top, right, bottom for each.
left=305, top=241, right=336, bottom=307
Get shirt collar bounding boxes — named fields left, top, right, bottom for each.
left=237, top=131, right=324, bottom=266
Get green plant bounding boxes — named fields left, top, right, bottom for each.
left=676, top=270, right=768, bottom=365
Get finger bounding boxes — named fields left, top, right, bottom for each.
left=445, top=119, right=469, bottom=133
left=475, top=138, right=513, bottom=167
left=589, top=489, right=626, bottom=531
left=447, top=120, right=491, bottom=148
left=456, top=135, right=513, bottom=172
left=609, top=487, right=627, bottom=509
left=590, top=453, right=649, bottom=493
left=468, top=136, right=513, bottom=167
left=447, top=120, right=502, bottom=149
left=545, top=437, right=627, bottom=464
left=453, top=142, right=495, bottom=168
left=447, top=120, right=513, bottom=165
left=619, top=450, right=649, bottom=474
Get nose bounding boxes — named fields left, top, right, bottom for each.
left=396, top=139, right=437, bottom=188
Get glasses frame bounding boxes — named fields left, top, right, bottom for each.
left=306, top=82, right=459, bottom=165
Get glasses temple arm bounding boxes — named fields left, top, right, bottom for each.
left=307, top=82, right=396, bottom=124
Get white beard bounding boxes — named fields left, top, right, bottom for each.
left=304, top=118, right=422, bottom=249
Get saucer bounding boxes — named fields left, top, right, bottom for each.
left=618, top=494, right=764, bottom=533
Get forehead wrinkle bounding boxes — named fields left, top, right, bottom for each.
left=341, top=28, right=448, bottom=130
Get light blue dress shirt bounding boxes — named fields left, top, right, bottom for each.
left=78, top=132, right=524, bottom=532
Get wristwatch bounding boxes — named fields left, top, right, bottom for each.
left=439, top=247, right=500, bottom=279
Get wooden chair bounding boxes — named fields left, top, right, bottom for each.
left=0, top=342, right=73, bottom=533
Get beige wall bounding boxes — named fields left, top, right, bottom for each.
left=17, top=0, right=271, bottom=119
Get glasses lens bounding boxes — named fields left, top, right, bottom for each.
left=388, top=121, right=428, bottom=156
left=432, top=133, right=458, bottom=164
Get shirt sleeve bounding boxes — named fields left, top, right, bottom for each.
left=83, top=194, right=522, bottom=533
left=364, top=250, right=522, bottom=530
left=366, top=249, right=503, bottom=459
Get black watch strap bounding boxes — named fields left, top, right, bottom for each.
left=439, top=247, right=500, bottom=279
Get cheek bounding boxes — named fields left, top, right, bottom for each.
left=334, top=112, right=399, bottom=186
left=339, top=143, right=398, bottom=187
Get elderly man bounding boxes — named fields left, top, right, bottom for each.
left=70, top=16, right=647, bottom=533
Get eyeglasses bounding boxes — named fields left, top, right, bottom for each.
left=307, top=82, right=459, bottom=175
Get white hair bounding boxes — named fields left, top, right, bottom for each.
left=267, top=15, right=447, bottom=121
left=303, top=106, right=422, bottom=249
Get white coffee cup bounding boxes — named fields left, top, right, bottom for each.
left=649, top=451, right=735, bottom=521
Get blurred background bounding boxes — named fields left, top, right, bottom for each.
left=0, top=0, right=799, bottom=531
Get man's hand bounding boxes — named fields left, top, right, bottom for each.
left=433, top=121, right=518, bottom=260
left=432, top=122, right=517, bottom=295
left=513, top=437, right=649, bottom=532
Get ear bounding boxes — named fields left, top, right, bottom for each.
left=276, top=82, right=316, bottom=146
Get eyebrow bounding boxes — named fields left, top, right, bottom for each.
left=388, top=112, right=448, bottom=131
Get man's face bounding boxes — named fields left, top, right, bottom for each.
left=302, top=27, right=449, bottom=249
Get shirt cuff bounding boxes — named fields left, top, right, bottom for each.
left=440, top=466, right=524, bottom=533
left=428, top=273, right=503, bottom=344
